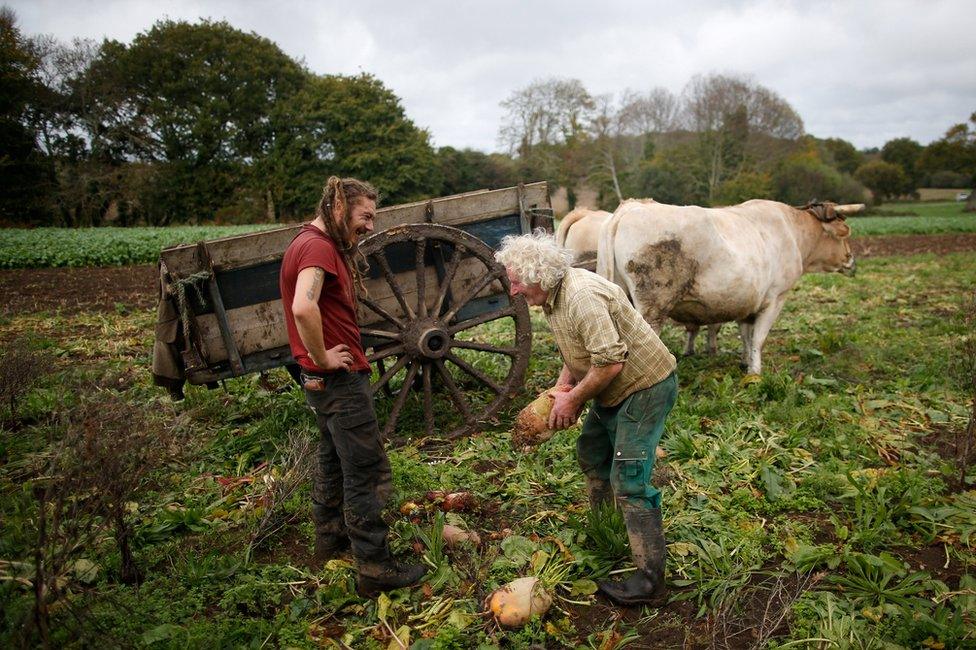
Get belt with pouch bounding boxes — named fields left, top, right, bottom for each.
left=300, top=370, right=327, bottom=392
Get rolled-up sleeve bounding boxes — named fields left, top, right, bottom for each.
left=569, top=293, right=629, bottom=366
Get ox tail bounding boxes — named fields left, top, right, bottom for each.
left=596, top=209, right=623, bottom=283
left=555, top=207, right=589, bottom=247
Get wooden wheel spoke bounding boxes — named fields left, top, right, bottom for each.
left=432, top=245, right=464, bottom=316
left=360, top=224, right=533, bottom=443
left=360, top=327, right=401, bottom=341
left=442, top=270, right=503, bottom=325
left=371, top=354, right=411, bottom=397
left=433, top=358, right=475, bottom=423
left=446, top=351, right=503, bottom=395
left=367, top=343, right=405, bottom=363
left=448, top=307, right=516, bottom=335
left=422, top=363, right=434, bottom=438
left=415, top=239, right=428, bottom=318
left=450, top=339, right=517, bottom=356
left=371, top=251, right=415, bottom=320
left=382, top=360, right=420, bottom=438
left=360, top=295, right=404, bottom=329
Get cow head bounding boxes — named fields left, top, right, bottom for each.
left=801, top=201, right=856, bottom=276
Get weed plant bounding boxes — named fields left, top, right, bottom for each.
left=1, top=252, right=975, bottom=646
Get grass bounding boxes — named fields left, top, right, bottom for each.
left=1, top=251, right=975, bottom=647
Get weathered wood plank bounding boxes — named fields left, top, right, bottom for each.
left=160, top=182, right=549, bottom=274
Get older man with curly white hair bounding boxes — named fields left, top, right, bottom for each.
left=496, top=229, right=678, bottom=607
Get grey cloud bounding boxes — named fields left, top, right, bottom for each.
left=10, top=0, right=976, bottom=151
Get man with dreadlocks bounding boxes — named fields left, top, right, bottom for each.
left=279, top=176, right=426, bottom=597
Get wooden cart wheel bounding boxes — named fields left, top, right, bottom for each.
left=358, top=224, right=532, bottom=441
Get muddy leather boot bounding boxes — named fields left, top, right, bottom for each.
left=312, top=532, right=350, bottom=567
left=586, top=476, right=614, bottom=511
left=356, top=560, right=427, bottom=598
left=598, top=504, right=667, bottom=606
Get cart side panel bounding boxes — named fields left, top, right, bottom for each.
left=159, top=182, right=549, bottom=275
left=160, top=182, right=551, bottom=384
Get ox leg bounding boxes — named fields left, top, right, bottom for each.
left=706, top=324, right=721, bottom=356
left=745, top=297, right=787, bottom=375
left=737, top=321, right=753, bottom=370
left=683, top=325, right=700, bottom=356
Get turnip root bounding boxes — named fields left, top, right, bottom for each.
left=424, top=490, right=476, bottom=512
left=487, top=576, right=552, bottom=628
left=512, top=385, right=574, bottom=447
left=442, top=524, right=481, bottom=547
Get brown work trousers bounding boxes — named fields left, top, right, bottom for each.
left=304, top=370, right=393, bottom=564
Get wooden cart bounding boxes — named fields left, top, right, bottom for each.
left=157, top=182, right=554, bottom=440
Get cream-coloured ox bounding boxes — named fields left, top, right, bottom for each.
left=596, top=199, right=861, bottom=374
left=558, top=204, right=723, bottom=356
left=555, top=207, right=611, bottom=268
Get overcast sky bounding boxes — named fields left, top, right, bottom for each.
left=10, top=0, right=976, bottom=152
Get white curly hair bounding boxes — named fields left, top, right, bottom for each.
left=494, top=229, right=573, bottom=291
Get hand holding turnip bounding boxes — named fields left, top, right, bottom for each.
left=511, top=386, right=578, bottom=448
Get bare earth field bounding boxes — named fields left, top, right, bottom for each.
left=2, top=233, right=974, bottom=317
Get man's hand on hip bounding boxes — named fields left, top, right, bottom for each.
left=313, top=344, right=354, bottom=371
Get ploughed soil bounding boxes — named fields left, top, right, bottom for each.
left=0, top=264, right=158, bottom=316
left=1, top=233, right=975, bottom=317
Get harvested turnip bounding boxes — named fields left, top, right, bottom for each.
left=441, top=524, right=481, bottom=547
left=487, top=576, right=552, bottom=628
left=424, top=490, right=476, bottom=512
left=512, top=385, right=575, bottom=447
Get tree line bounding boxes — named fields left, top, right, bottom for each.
left=496, top=77, right=976, bottom=211
left=2, top=9, right=974, bottom=227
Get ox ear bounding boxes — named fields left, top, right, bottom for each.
left=822, top=218, right=850, bottom=238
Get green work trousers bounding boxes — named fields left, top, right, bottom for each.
left=576, top=372, right=677, bottom=509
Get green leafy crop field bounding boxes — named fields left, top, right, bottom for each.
left=0, top=225, right=278, bottom=268
left=850, top=201, right=976, bottom=236
left=1, top=252, right=974, bottom=648
left=2, top=201, right=975, bottom=269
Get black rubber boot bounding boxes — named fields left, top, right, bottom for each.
left=586, top=476, right=614, bottom=511
left=356, top=561, right=427, bottom=598
left=598, top=504, right=668, bottom=607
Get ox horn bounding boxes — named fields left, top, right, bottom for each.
left=833, top=203, right=866, bottom=215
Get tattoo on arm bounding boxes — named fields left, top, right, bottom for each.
left=306, top=268, right=324, bottom=302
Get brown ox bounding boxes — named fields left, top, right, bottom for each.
left=597, top=199, right=859, bottom=374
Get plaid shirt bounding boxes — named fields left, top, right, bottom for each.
left=543, top=267, right=676, bottom=407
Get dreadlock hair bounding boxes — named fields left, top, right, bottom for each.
left=316, top=176, right=379, bottom=298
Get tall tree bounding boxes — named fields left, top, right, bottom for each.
left=435, top=147, right=517, bottom=195
left=0, top=8, right=54, bottom=223
left=617, top=87, right=680, bottom=136
left=82, top=19, right=307, bottom=223
left=822, top=137, right=863, bottom=175
left=265, top=73, right=439, bottom=219
left=917, top=113, right=976, bottom=210
left=498, top=77, right=594, bottom=194
left=680, top=73, right=804, bottom=202
left=881, top=137, right=923, bottom=193
left=855, top=159, right=909, bottom=204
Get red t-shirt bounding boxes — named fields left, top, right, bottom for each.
left=279, top=225, right=369, bottom=373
